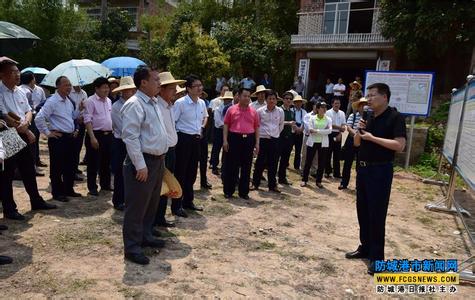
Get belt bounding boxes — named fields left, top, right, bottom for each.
left=178, top=132, right=201, bottom=139
left=143, top=152, right=165, bottom=160
left=231, top=132, right=254, bottom=138
left=358, top=161, right=392, bottom=167
left=93, top=130, right=112, bottom=135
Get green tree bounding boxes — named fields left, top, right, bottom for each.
left=94, top=8, right=133, bottom=57
left=166, top=22, right=230, bottom=86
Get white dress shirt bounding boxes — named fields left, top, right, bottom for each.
left=209, top=97, right=222, bottom=112
left=120, top=90, right=168, bottom=170
left=333, top=83, right=346, bottom=96
left=173, top=95, right=208, bottom=135
left=214, top=103, right=225, bottom=128
left=303, top=111, right=315, bottom=135
left=257, top=106, right=284, bottom=138
left=111, top=98, right=125, bottom=138
left=325, top=83, right=334, bottom=94
left=35, top=92, right=77, bottom=136
left=325, top=108, right=346, bottom=132
left=157, top=96, right=178, bottom=148
left=292, top=107, right=305, bottom=127
left=31, top=85, right=46, bottom=109
left=69, top=89, right=88, bottom=113
left=0, top=82, right=32, bottom=122
left=250, top=100, right=266, bottom=111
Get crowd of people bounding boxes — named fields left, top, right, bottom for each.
left=0, top=58, right=406, bottom=275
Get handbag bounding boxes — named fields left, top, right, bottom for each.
left=0, top=120, right=27, bottom=159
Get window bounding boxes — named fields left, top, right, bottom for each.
left=323, top=1, right=350, bottom=34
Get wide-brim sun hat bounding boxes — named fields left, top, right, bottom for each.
left=292, top=95, right=307, bottom=104
left=352, top=97, right=368, bottom=110
left=251, top=85, right=270, bottom=97
left=112, top=76, right=136, bottom=93
left=159, top=71, right=186, bottom=86
left=220, top=91, right=234, bottom=100
left=176, top=86, right=186, bottom=95
left=160, top=168, right=183, bottom=198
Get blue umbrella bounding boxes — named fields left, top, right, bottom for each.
left=21, top=67, right=49, bottom=75
left=101, top=56, right=146, bottom=77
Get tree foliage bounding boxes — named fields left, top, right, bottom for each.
left=166, top=22, right=230, bottom=86
left=379, top=0, right=475, bottom=61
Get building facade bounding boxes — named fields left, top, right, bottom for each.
left=291, top=0, right=395, bottom=97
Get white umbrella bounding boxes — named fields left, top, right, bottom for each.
left=41, top=59, right=111, bottom=87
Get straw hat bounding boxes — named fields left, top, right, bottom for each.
left=160, top=168, right=182, bottom=197
left=349, top=81, right=362, bottom=89
left=220, top=91, right=234, bottom=100
left=112, top=76, right=136, bottom=93
left=176, top=86, right=186, bottom=95
left=351, top=97, right=368, bottom=110
left=159, top=72, right=185, bottom=86
left=108, top=77, right=119, bottom=84
left=292, top=95, right=307, bottom=104
left=251, top=85, right=270, bottom=97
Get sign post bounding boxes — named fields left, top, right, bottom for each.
left=298, top=58, right=310, bottom=98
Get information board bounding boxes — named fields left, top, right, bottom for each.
left=455, top=81, right=475, bottom=190
left=442, top=88, right=465, bottom=164
left=364, top=71, right=435, bottom=116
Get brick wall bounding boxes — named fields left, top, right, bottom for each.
left=300, top=0, right=324, bottom=12
left=298, top=12, right=324, bottom=35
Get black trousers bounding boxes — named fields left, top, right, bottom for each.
left=48, top=134, right=75, bottom=197
left=0, top=146, right=44, bottom=214
left=278, top=135, right=293, bottom=182
left=209, top=127, right=223, bottom=169
left=356, top=163, right=393, bottom=261
left=325, top=132, right=342, bottom=177
left=341, top=137, right=358, bottom=187
left=175, top=132, right=200, bottom=209
left=301, top=143, right=327, bottom=183
left=252, top=137, right=279, bottom=189
left=123, top=153, right=164, bottom=255
left=111, top=137, right=127, bottom=207
left=85, top=131, right=112, bottom=192
left=223, top=132, right=255, bottom=197
left=199, top=130, right=209, bottom=185
left=73, top=124, right=86, bottom=172
left=29, top=118, right=41, bottom=164
left=156, top=147, right=177, bottom=223
left=292, top=132, right=303, bottom=170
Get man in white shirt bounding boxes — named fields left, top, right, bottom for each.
left=209, top=84, right=229, bottom=113
left=155, top=71, right=185, bottom=227
left=210, top=90, right=233, bottom=175
left=239, top=76, right=256, bottom=90
left=250, top=90, right=284, bottom=193
left=293, top=76, right=305, bottom=95
left=110, top=76, right=136, bottom=211
left=325, top=78, right=334, bottom=103
left=325, top=98, right=346, bottom=178
left=69, top=85, right=88, bottom=178
left=291, top=95, right=306, bottom=170
left=121, top=66, right=168, bottom=265
left=215, top=76, right=226, bottom=94
left=173, top=74, right=208, bottom=215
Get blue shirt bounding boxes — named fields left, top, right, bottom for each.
left=172, top=95, right=208, bottom=135
left=35, top=92, right=77, bottom=135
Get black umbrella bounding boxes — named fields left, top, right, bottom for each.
left=0, top=21, right=40, bottom=55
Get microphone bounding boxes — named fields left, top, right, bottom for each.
left=360, top=105, right=373, bottom=133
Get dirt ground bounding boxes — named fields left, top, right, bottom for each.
left=0, top=140, right=474, bottom=299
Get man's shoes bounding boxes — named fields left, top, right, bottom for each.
left=114, top=203, right=125, bottom=211
left=66, top=191, right=82, bottom=197
left=211, top=168, right=220, bottom=176
left=300, top=181, right=307, bottom=187
left=32, top=201, right=57, bottom=210
left=239, top=194, right=250, bottom=200
left=4, top=211, right=25, bottom=221
left=338, top=185, right=347, bottom=190
left=249, top=184, right=258, bottom=191
left=316, top=183, right=324, bottom=189
left=224, top=193, right=232, bottom=199
left=53, top=195, right=69, bottom=202
left=173, top=208, right=188, bottom=218
left=88, top=190, right=99, bottom=196
left=74, top=174, right=83, bottom=181
left=142, top=239, right=166, bottom=248
left=345, top=246, right=368, bottom=259
left=278, top=179, right=291, bottom=185
left=0, top=255, right=13, bottom=265
left=269, top=187, right=281, bottom=193
left=124, top=253, right=149, bottom=265
left=36, top=161, right=47, bottom=168
left=0, top=224, right=8, bottom=231
left=201, top=182, right=212, bottom=189
left=184, top=204, right=203, bottom=211
left=156, top=220, right=175, bottom=228
left=367, top=261, right=377, bottom=275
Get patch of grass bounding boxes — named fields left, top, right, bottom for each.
left=276, top=250, right=320, bottom=262
left=416, top=215, right=434, bottom=226
left=316, top=260, right=337, bottom=276
left=159, top=230, right=177, bottom=238
left=68, top=278, right=97, bottom=292
left=278, top=221, right=295, bottom=227
left=254, top=241, right=276, bottom=251
left=294, top=282, right=324, bottom=296
left=205, top=203, right=236, bottom=217
left=119, top=287, right=144, bottom=298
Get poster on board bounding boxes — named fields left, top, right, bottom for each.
left=298, top=59, right=310, bottom=98
left=442, top=88, right=465, bottom=164
left=364, top=71, right=435, bottom=116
